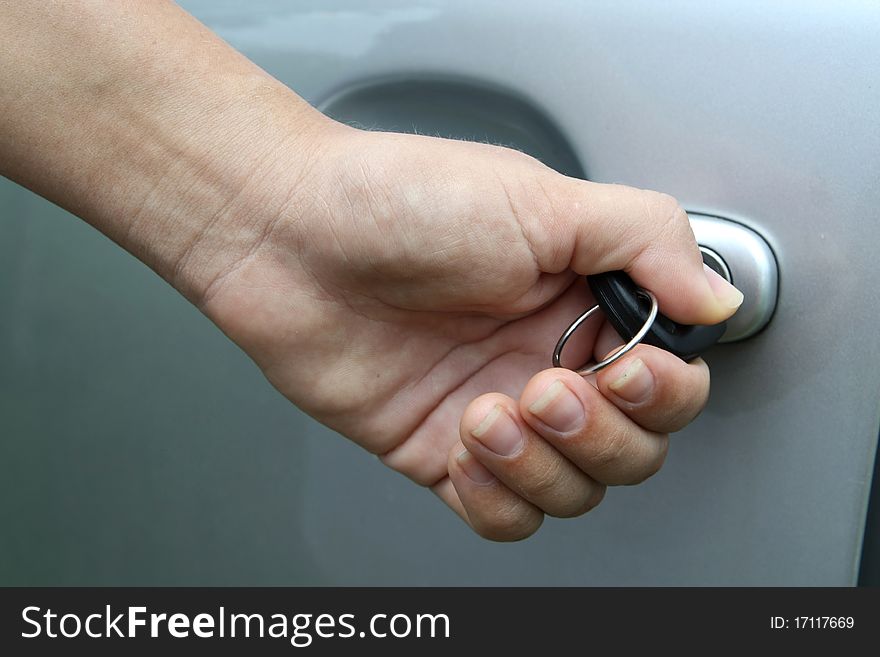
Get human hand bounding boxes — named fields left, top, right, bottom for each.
left=196, top=126, right=743, bottom=540
left=0, top=0, right=742, bottom=541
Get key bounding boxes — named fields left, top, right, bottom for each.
left=588, top=270, right=726, bottom=362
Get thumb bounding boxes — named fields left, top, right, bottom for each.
left=525, top=177, right=743, bottom=325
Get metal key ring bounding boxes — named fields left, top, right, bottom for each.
left=552, top=290, right=659, bottom=376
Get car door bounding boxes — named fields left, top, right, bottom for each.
left=2, top=0, right=878, bottom=585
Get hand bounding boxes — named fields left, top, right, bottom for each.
left=197, top=125, right=743, bottom=540
left=0, top=0, right=742, bottom=541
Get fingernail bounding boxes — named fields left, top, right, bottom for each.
left=470, top=404, right=524, bottom=456
left=456, top=449, right=495, bottom=484
left=608, top=358, right=654, bottom=404
left=527, top=379, right=584, bottom=433
left=704, top=263, right=744, bottom=310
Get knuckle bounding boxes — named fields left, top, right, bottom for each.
left=472, top=504, right=543, bottom=542
left=504, top=440, right=605, bottom=519
left=625, top=354, right=710, bottom=433
left=517, top=457, right=565, bottom=500
left=584, top=426, right=630, bottom=471
left=620, top=191, right=694, bottom=272
left=628, top=435, right=669, bottom=484
left=488, top=142, right=545, bottom=169
left=654, top=369, right=710, bottom=432
left=589, top=484, right=608, bottom=509
left=646, top=191, right=683, bottom=221
left=643, top=191, right=691, bottom=242
left=664, top=398, right=704, bottom=433
left=548, top=487, right=602, bottom=518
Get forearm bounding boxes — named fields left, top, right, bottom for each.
left=0, top=0, right=331, bottom=301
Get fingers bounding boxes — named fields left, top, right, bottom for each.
left=459, top=395, right=606, bottom=518
left=447, top=389, right=611, bottom=541
left=522, top=174, right=743, bottom=325
left=446, top=439, right=545, bottom=542
left=447, top=347, right=709, bottom=540
left=596, top=347, right=711, bottom=434
left=592, top=325, right=711, bottom=433
left=519, top=369, right=669, bottom=485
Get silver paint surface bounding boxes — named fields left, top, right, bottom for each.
left=1, top=0, right=878, bottom=585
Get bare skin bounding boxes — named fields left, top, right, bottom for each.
left=0, top=1, right=742, bottom=540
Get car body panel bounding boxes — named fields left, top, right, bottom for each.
left=1, top=0, right=878, bottom=585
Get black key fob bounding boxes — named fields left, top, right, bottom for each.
left=587, top=271, right=726, bottom=361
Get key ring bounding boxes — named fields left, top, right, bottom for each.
left=552, top=289, right=659, bottom=376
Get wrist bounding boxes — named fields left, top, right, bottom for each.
left=122, top=82, right=339, bottom=306
left=0, top=0, right=340, bottom=305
